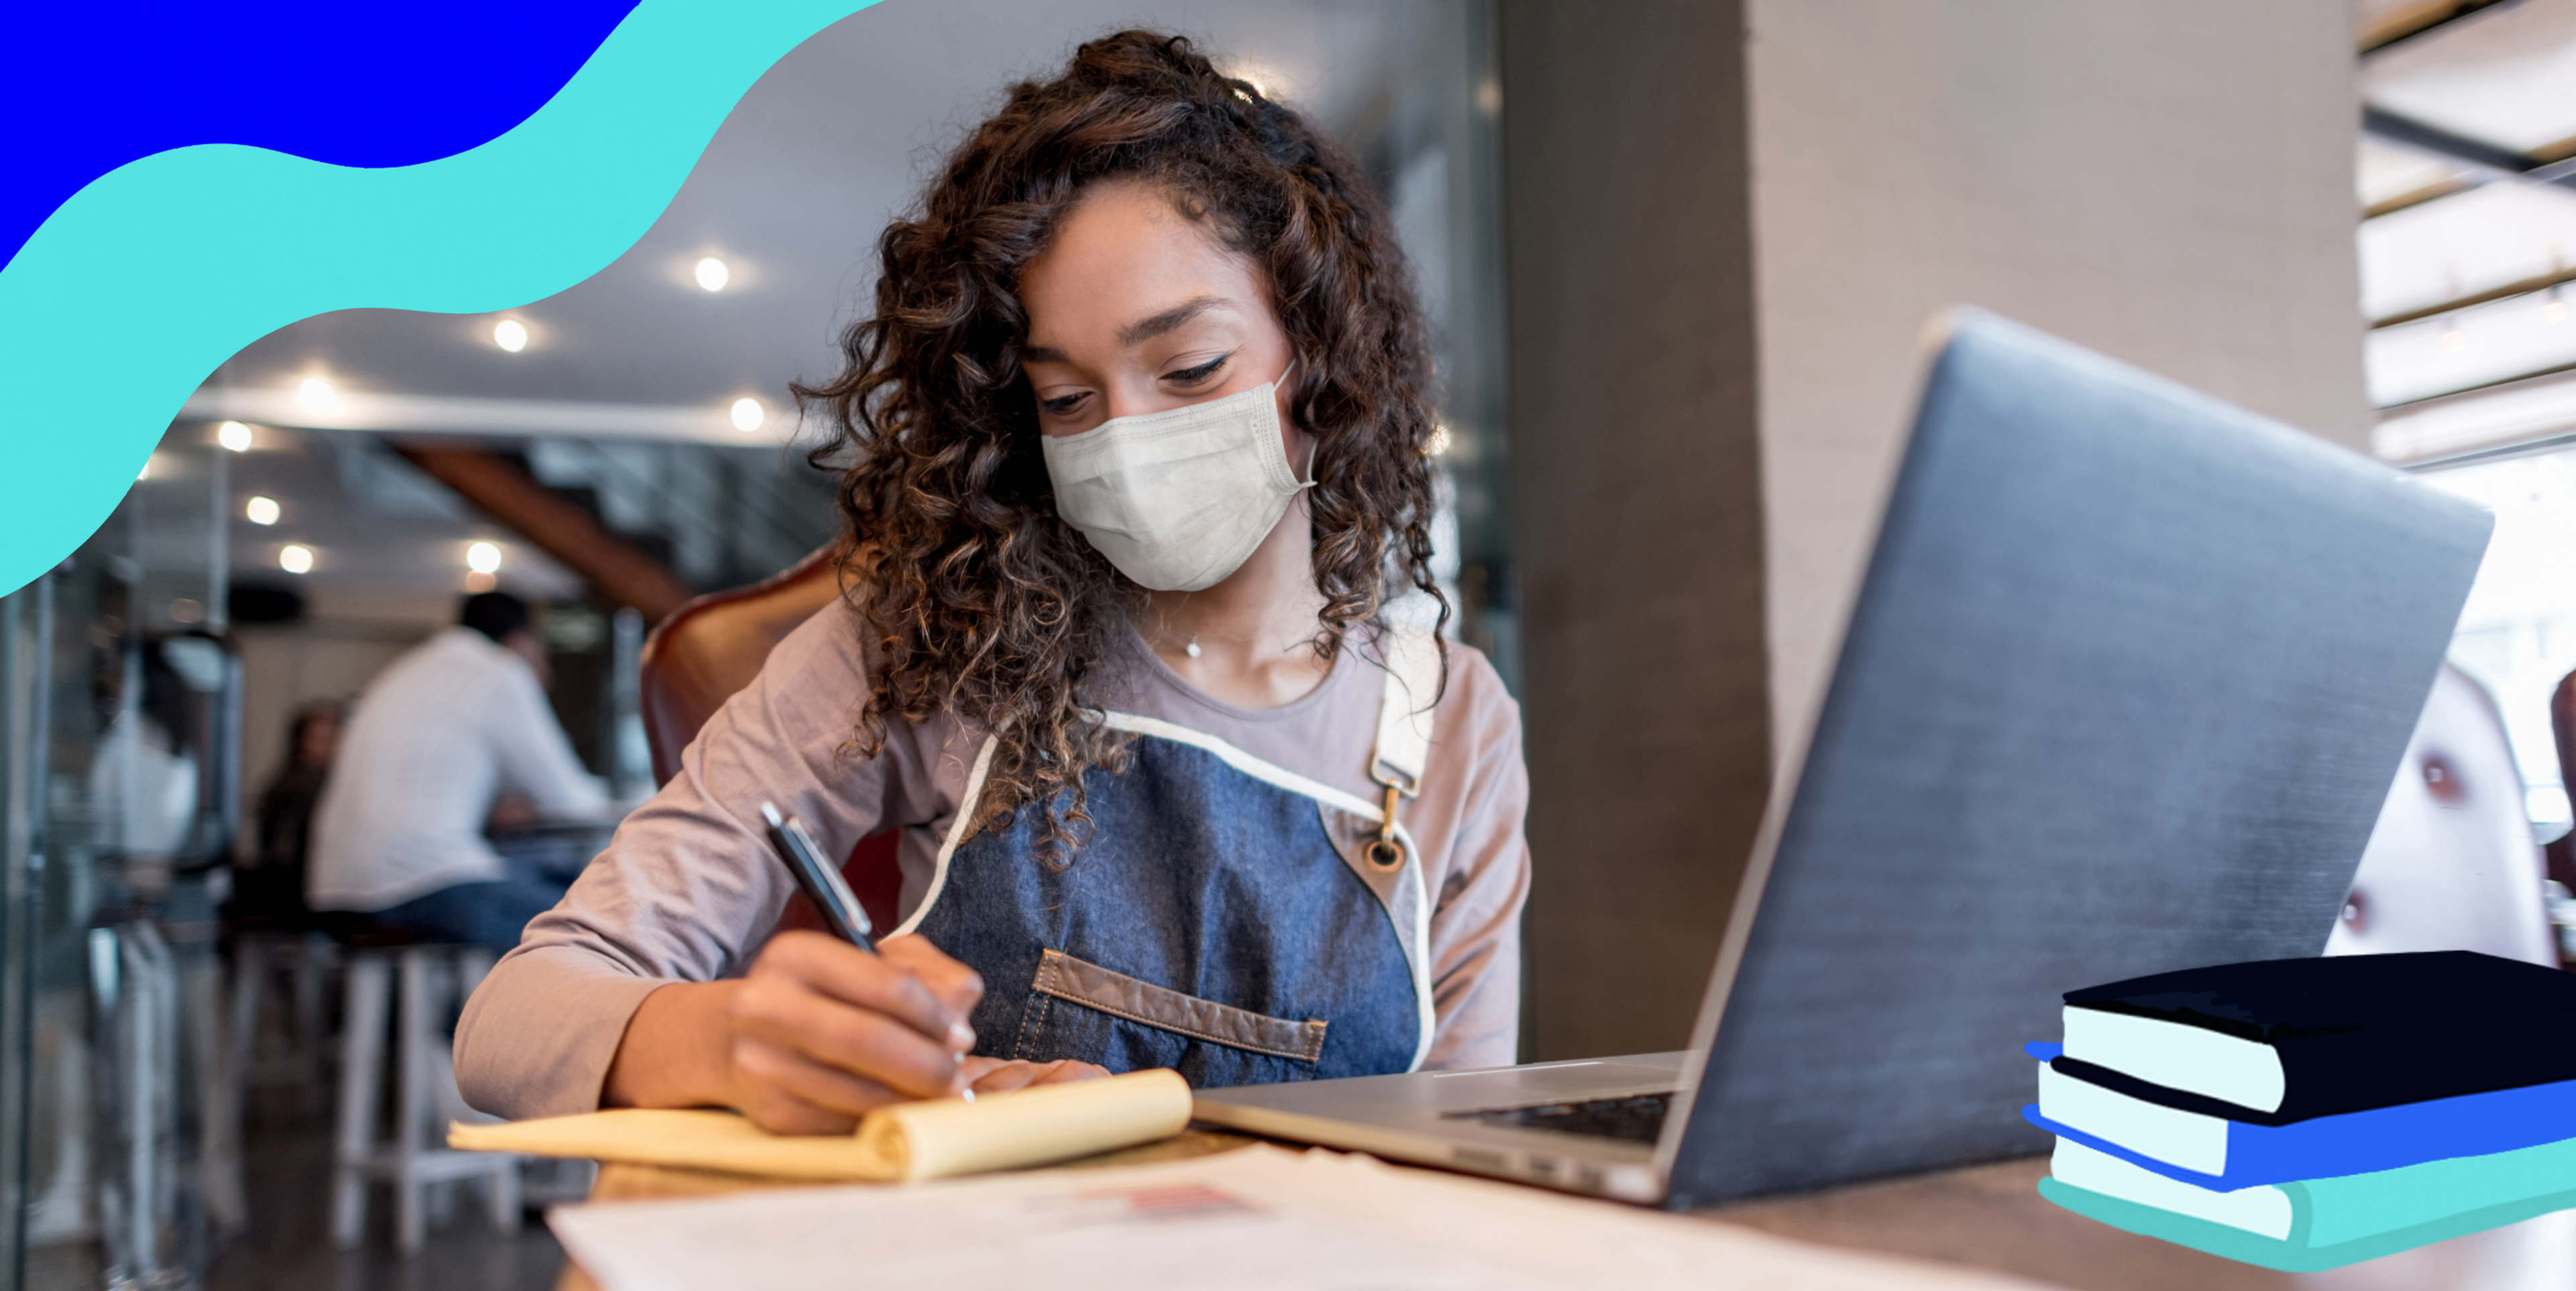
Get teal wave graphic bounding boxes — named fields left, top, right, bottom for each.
left=0, top=0, right=875, bottom=598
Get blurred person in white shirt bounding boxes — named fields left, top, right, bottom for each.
left=89, top=637, right=206, bottom=893
left=308, top=591, right=609, bottom=950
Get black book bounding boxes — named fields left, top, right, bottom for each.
left=2051, top=950, right=2576, bottom=1125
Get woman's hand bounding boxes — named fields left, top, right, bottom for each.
left=961, top=1056, right=1112, bottom=1094
left=603, top=932, right=985, bottom=1134
left=723, top=932, right=983, bottom=1132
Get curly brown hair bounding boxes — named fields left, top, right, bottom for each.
left=795, top=30, right=1448, bottom=859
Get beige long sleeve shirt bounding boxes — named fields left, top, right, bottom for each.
left=456, top=605, right=1532, bottom=1118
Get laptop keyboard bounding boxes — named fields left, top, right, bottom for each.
left=1444, top=1091, right=1674, bottom=1144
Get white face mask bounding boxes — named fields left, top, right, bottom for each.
left=1040, top=373, right=1311, bottom=592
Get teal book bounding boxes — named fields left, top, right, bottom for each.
left=2039, top=1135, right=2576, bottom=1270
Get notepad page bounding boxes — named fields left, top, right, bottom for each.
left=449, top=1068, right=1191, bottom=1182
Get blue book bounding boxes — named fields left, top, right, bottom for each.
left=2020, top=1042, right=2576, bottom=1189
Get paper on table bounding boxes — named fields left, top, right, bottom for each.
left=447, top=1068, right=1189, bottom=1182
left=547, top=1143, right=2053, bottom=1291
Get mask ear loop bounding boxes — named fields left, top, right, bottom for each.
left=1277, top=351, right=1321, bottom=488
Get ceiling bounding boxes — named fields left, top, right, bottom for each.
left=2358, top=0, right=2576, bottom=455
left=203, top=0, right=1429, bottom=429
left=181, top=0, right=1458, bottom=618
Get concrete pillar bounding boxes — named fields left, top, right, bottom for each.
left=1501, top=0, right=1772, bottom=1060
left=1502, top=0, right=2364, bottom=1058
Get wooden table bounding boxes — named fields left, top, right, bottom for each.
left=554, top=1137, right=2576, bottom=1291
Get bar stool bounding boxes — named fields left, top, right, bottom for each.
left=329, top=929, right=520, bottom=1253
left=227, top=928, right=334, bottom=1095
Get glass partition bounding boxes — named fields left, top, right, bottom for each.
left=3, top=423, right=242, bottom=1288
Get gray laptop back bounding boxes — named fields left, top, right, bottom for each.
left=1659, top=312, right=2492, bottom=1206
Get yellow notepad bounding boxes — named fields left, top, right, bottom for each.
left=448, top=1068, right=1191, bottom=1182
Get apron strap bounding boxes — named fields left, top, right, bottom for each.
left=1371, top=624, right=1440, bottom=796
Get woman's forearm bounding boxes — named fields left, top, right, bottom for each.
left=601, top=980, right=743, bottom=1109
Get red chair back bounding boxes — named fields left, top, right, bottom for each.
left=637, top=546, right=902, bottom=932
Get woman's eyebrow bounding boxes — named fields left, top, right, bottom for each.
left=1117, top=295, right=1233, bottom=346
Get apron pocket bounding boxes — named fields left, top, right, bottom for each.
left=1016, top=948, right=1327, bottom=1087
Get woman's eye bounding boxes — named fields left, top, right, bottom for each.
left=1163, top=354, right=1229, bottom=386
left=1040, top=391, right=1090, bottom=416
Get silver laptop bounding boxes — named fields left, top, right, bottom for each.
left=1192, top=310, right=2493, bottom=1208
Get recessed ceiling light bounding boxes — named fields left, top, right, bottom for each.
left=467, top=541, right=502, bottom=574
left=245, top=496, right=280, bottom=525
left=494, top=319, right=529, bottom=353
left=730, top=397, right=765, bottom=432
left=279, top=544, right=314, bottom=575
left=137, top=455, right=153, bottom=482
left=217, top=420, right=254, bottom=452
left=695, top=256, right=731, bottom=292
left=299, top=378, right=337, bottom=408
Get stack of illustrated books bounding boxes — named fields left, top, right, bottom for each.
left=2027, top=950, right=2576, bottom=1270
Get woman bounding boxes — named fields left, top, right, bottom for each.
left=458, top=31, right=1529, bottom=1132
left=230, top=699, right=342, bottom=928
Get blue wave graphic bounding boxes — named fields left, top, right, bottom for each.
left=0, top=0, right=875, bottom=598
left=1, top=2, right=638, bottom=273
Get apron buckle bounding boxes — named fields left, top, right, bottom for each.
left=1365, top=780, right=1408, bottom=871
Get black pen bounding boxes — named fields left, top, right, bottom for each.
left=759, top=801, right=973, bottom=1101
left=760, top=800, right=876, bottom=952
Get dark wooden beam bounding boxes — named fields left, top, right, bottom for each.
left=2372, top=263, right=2576, bottom=329
left=2359, top=0, right=2516, bottom=55
left=391, top=442, right=696, bottom=622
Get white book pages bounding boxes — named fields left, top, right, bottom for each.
left=2061, top=1006, right=2286, bottom=1113
left=549, top=1144, right=2051, bottom=1291
left=2036, top=1062, right=2229, bottom=1175
left=2049, top=1139, right=2292, bottom=1239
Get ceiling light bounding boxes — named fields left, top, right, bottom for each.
left=2551, top=289, right=2569, bottom=325
left=299, top=377, right=337, bottom=408
left=245, top=496, right=280, bottom=525
left=1426, top=424, right=1454, bottom=457
left=695, top=256, right=731, bottom=292
left=137, top=456, right=152, bottom=482
left=730, top=397, right=765, bottom=432
left=466, top=541, right=503, bottom=574
left=2442, top=325, right=2467, bottom=352
left=279, top=544, right=314, bottom=575
left=217, top=420, right=253, bottom=452
left=494, top=319, right=529, bottom=352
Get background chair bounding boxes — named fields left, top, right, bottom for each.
left=329, top=932, right=518, bottom=1254
left=638, top=545, right=904, bottom=931
left=2327, top=664, right=2557, bottom=966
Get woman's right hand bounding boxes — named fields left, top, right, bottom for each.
left=602, top=931, right=983, bottom=1134
left=722, top=932, right=984, bottom=1133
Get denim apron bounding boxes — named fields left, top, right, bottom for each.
left=893, top=628, right=1441, bottom=1087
